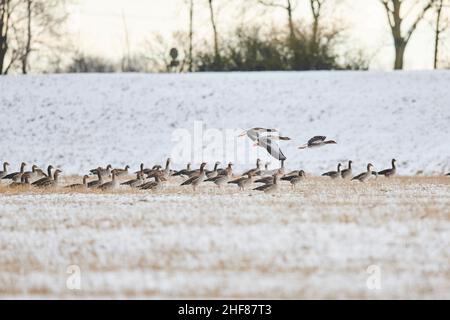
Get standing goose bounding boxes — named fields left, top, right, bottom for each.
left=121, top=172, right=145, bottom=188
left=255, top=169, right=284, bottom=184
left=281, top=170, right=306, bottom=189
left=378, top=159, right=396, bottom=177
left=322, top=163, right=342, bottom=179
left=139, top=174, right=165, bottom=191
left=242, top=158, right=262, bottom=177
left=181, top=162, right=207, bottom=191
left=341, top=161, right=353, bottom=179
left=172, top=163, right=192, bottom=177
left=206, top=161, right=221, bottom=179
left=298, top=136, right=337, bottom=149
left=228, top=171, right=255, bottom=191
left=0, top=162, right=10, bottom=179
left=112, top=165, right=130, bottom=177
left=37, top=169, right=62, bottom=188
left=2, top=162, right=26, bottom=181
left=99, top=171, right=119, bottom=191
left=90, top=164, right=112, bottom=179
left=253, top=173, right=280, bottom=194
left=32, top=165, right=54, bottom=186
left=87, top=169, right=104, bottom=188
left=9, top=175, right=31, bottom=189
left=16, top=164, right=45, bottom=183
left=352, top=163, right=375, bottom=182
left=65, top=175, right=89, bottom=190
left=134, top=163, right=145, bottom=175
left=206, top=163, right=233, bottom=188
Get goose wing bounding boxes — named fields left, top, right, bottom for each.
left=308, top=136, right=326, bottom=146
left=257, top=137, right=287, bottom=161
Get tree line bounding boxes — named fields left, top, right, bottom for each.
left=1, top=0, right=449, bottom=74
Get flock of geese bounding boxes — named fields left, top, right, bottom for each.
left=1, top=128, right=449, bottom=194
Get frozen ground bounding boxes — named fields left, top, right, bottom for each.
left=0, top=176, right=449, bottom=299
left=0, top=71, right=449, bottom=175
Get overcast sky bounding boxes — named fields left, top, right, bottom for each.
left=67, top=0, right=449, bottom=70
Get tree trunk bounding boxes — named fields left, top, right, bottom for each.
left=188, top=0, right=194, bottom=72
left=394, top=41, right=406, bottom=70
left=0, top=0, right=10, bottom=74
left=287, top=0, right=295, bottom=40
left=208, top=0, right=219, bottom=64
left=22, top=0, right=32, bottom=74
left=434, top=0, right=443, bottom=69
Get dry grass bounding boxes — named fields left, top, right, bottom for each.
left=0, top=175, right=449, bottom=299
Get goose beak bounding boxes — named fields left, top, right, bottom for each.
left=238, top=131, right=247, bottom=137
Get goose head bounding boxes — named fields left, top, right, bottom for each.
left=367, top=163, right=374, bottom=171
left=299, top=170, right=306, bottom=177
left=337, top=163, right=342, bottom=171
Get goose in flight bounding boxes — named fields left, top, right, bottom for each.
left=239, top=128, right=290, bottom=161
left=378, top=159, right=396, bottom=177
left=352, top=164, right=375, bottom=183
left=298, top=136, right=337, bottom=150
left=322, top=163, right=342, bottom=179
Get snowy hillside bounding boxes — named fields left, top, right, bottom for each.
left=0, top=71, right=449, bottom=175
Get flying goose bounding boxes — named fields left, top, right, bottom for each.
left=32, top=165, right=54, bottom=186
left=228, top=171, right=255, bottom=191
left=36, top=169, right=62, bottom=188
left=206, top=161, right=221, bottom=179
left=352, top=164, right=375, bottom=182
left=239, top=128, right=289, bottom=161
left=298, top=136, right=337, bottom=149
left=0, top=162, right=10, bottom=179
left=322, top=163, right=342, bottom=179
left=2, top=162, right=26, bottom=181
left=378, top=159, right=396, bottom=177
left=181, top=162, right=207, bottom=191
left=112, top=165, right=130, bottom=177
left=99, top=171, right=119, bottom=191
left=253, top=173, right=280, bottom=194
left=65, top=175, right=89, bottom=190
left=206, top=163, right=233, bottom=188
left=87, top=169, right=104, bottom=188
left=281, top=170, right=306, bottom=188
left=341, top=161, right=353, bottom=179
left=90, top=164, right=112, bottom=179
left=121, top=172, right=145, bottom=188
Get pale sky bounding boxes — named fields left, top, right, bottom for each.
left=67, top=0, right=449, bottom=70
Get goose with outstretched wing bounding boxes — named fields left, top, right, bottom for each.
left=298, top=136, right=337, bottom=149
left=239, top=128, right=290, bottom=161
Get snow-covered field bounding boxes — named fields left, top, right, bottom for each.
left=1, top=71, right=449, bottom=299
left=0, top=71, right=449, bottom=175
left=0, top=176, right=449, bottom=299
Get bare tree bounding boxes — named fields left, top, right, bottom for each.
left=257, top=0, right=297, bottom=40
left=380, top=0, right=436, bottom=70
left=433, top=0, right=450, bottom=68
left=310, top=0, right=324, bottom=45
left=188, top=0, right=194, bottom=72
left=0, top=0, right=12, bottom=74
left=21, top=0, right=31, bottom=73
left=208, top=0, right=219, bottom=63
